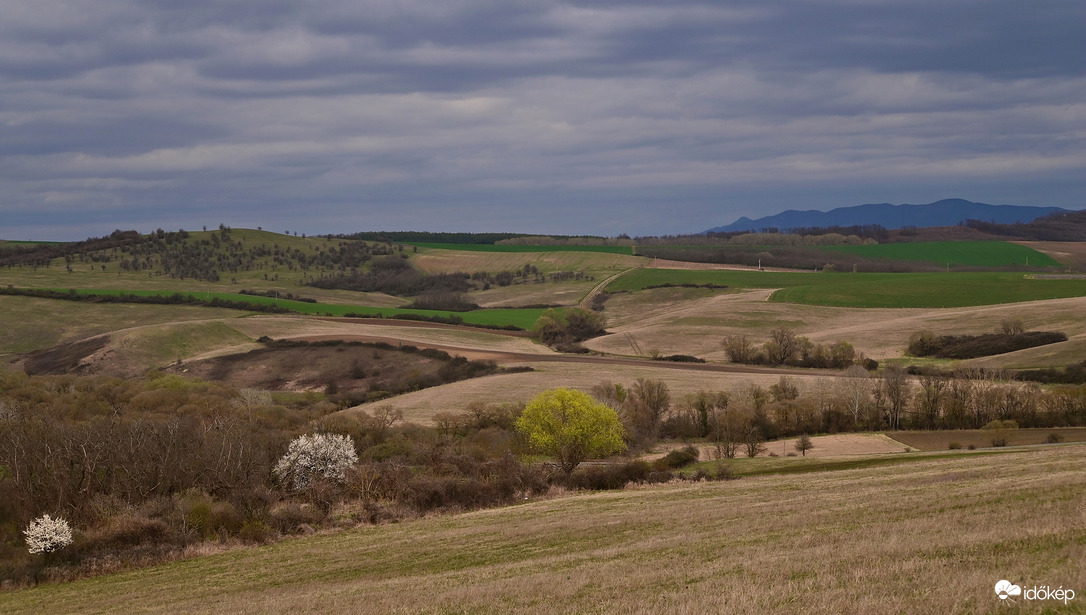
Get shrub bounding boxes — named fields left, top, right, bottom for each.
left=274, top=433, right=359, bottom=491
left=1046, top=433, right=1065, bottom=444
left=24, top=515, right=73, bottom=554
left=654, top=445, right=700, bottom=470
left=947, top=442, right=962, bottom=450
left=564, top=461, right=651, bottom=490
left=237, top=520, right=277, bottom=544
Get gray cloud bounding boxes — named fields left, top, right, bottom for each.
left=1, top=0, right=1082, bottom=240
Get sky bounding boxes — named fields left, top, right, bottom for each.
left=1, top=0, right=1084, bottom=241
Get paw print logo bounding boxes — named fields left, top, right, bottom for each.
left=995, top=580, right=1022, bottom=602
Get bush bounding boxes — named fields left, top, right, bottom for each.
left=237, top=520, right=277, bottom=544
left=654, top=445, right=700, bottom=470
left=274, top=433, right=359, bottom=491
left=1046, top=433, right=1065, bottom=444
left=24, top=515, right=73, bottom=554
left=947, top=442, right=962, bottom=450
left=564, top=462, right=651, bottom=491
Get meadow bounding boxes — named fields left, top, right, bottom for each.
left=817, top=240, right=1064, bottom=268
left=1, top=445, right=1081, bottom=614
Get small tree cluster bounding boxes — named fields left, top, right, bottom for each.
left=532, top=308, right=607, bottom=351
left=723, top=328, right=861, bottom=369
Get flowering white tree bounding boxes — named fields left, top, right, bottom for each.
left=24, top=514, right=73, bottom=554
left=273, top=433, right=358, bottom=491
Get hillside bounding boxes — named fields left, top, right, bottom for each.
left=705, top=199, right=1069, bottom=233
left=1, top=445, right=1081, bottom=614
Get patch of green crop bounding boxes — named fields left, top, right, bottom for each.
left=607, top=269, right=1086, bottom=308
left=406, top=242, right=633, bottom=255
left=35, top=288, right=543, bottom=329
left=817, top=241, right=1063, bottom=268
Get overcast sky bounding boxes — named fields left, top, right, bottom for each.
left=2, top=0, right=1083, bottom=240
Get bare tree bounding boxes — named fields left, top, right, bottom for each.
left=880, top=365, right=910, bottom=430
left=794, top=434, right=814, bottom=456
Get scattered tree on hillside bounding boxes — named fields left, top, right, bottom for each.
left=515, top=388, right=626, bottom=473
left=794, top=434, right=813, bottom=457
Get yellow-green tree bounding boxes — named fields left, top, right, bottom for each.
left=516, top=388, right=626, bottom=472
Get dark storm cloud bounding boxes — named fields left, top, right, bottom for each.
left=0, top=0, right=1082, bottom=240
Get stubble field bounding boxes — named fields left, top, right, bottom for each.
left=2, top=445, right=1081, bottom=614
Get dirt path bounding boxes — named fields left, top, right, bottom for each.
left=579, top=267, right=639, bottom=310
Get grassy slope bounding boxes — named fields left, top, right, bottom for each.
left=0, top=295, right=244, bottom=358
left=608, top=269, right=1086, bottom=308
left=2, top=445, right=1082, bottom=614
left=817, top=241, right=1064, bottom=268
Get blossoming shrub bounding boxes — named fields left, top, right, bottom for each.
left=273, top=433, right=358, bottom=491
left=24, top=514, right=73, bottom=554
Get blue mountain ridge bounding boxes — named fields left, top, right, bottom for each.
left=704, top=199, right=1069, bottom=233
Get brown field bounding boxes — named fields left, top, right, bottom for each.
left=2, top=445, right=1082, bottom=614
left=888, top=428, right=1086, bottom=451
left=1015, top=241, right=1086, bottom=271
left=332, top=361, right=833, bottom=425
left=644, top=433, right=909, bottom=462
left=590, top=287, right=1086, bottom=367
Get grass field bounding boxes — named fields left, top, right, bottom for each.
left=2, top=445, right=1081, bottom=614
left=22, top=289, right=545, bottom=330
left=607, top=269, right=1086, bottom=308
left=0, top=295, right=244, bottom=358
left=818, top=241, right=1064, bottom=268
left=405, top=242, right=634, bottom=255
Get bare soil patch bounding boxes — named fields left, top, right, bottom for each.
left=166, top=341, right=502, bottom=400
left=20, top=336, right=110, bottom=375
left=1014, top=240, right=1086, bottom=270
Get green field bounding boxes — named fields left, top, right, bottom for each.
left=28, top=289, right=546, bottom=329
left=405, top=242, right=633, bottom=255
left=1, top=445, right=1081, bottom=614
left=608, top=269, right=1086, bottom=308
left=817, top=240, right=1063, bottom=268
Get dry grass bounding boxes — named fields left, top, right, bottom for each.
left=333, top=362, right=838, bottom=425
left=888, top=428, right=1086, bottom=451
left=1015, top=241, right=1086, bottom=271
left=0, top=296, right=243, bottom=360
left=3, top=445, right=1082, bottom=614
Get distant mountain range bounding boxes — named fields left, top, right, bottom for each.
left=704, top=199, right=1071, bottom=234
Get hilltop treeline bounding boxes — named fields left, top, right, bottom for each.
left=964, top=209, right=1086, bottom=241
left=0, top=230, right=142, bottom=268
left=307, top=255, right=472, bottom=296
left=338, top=231, right=531, bottom=244
left=1, top=226, right=399, bottom=283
